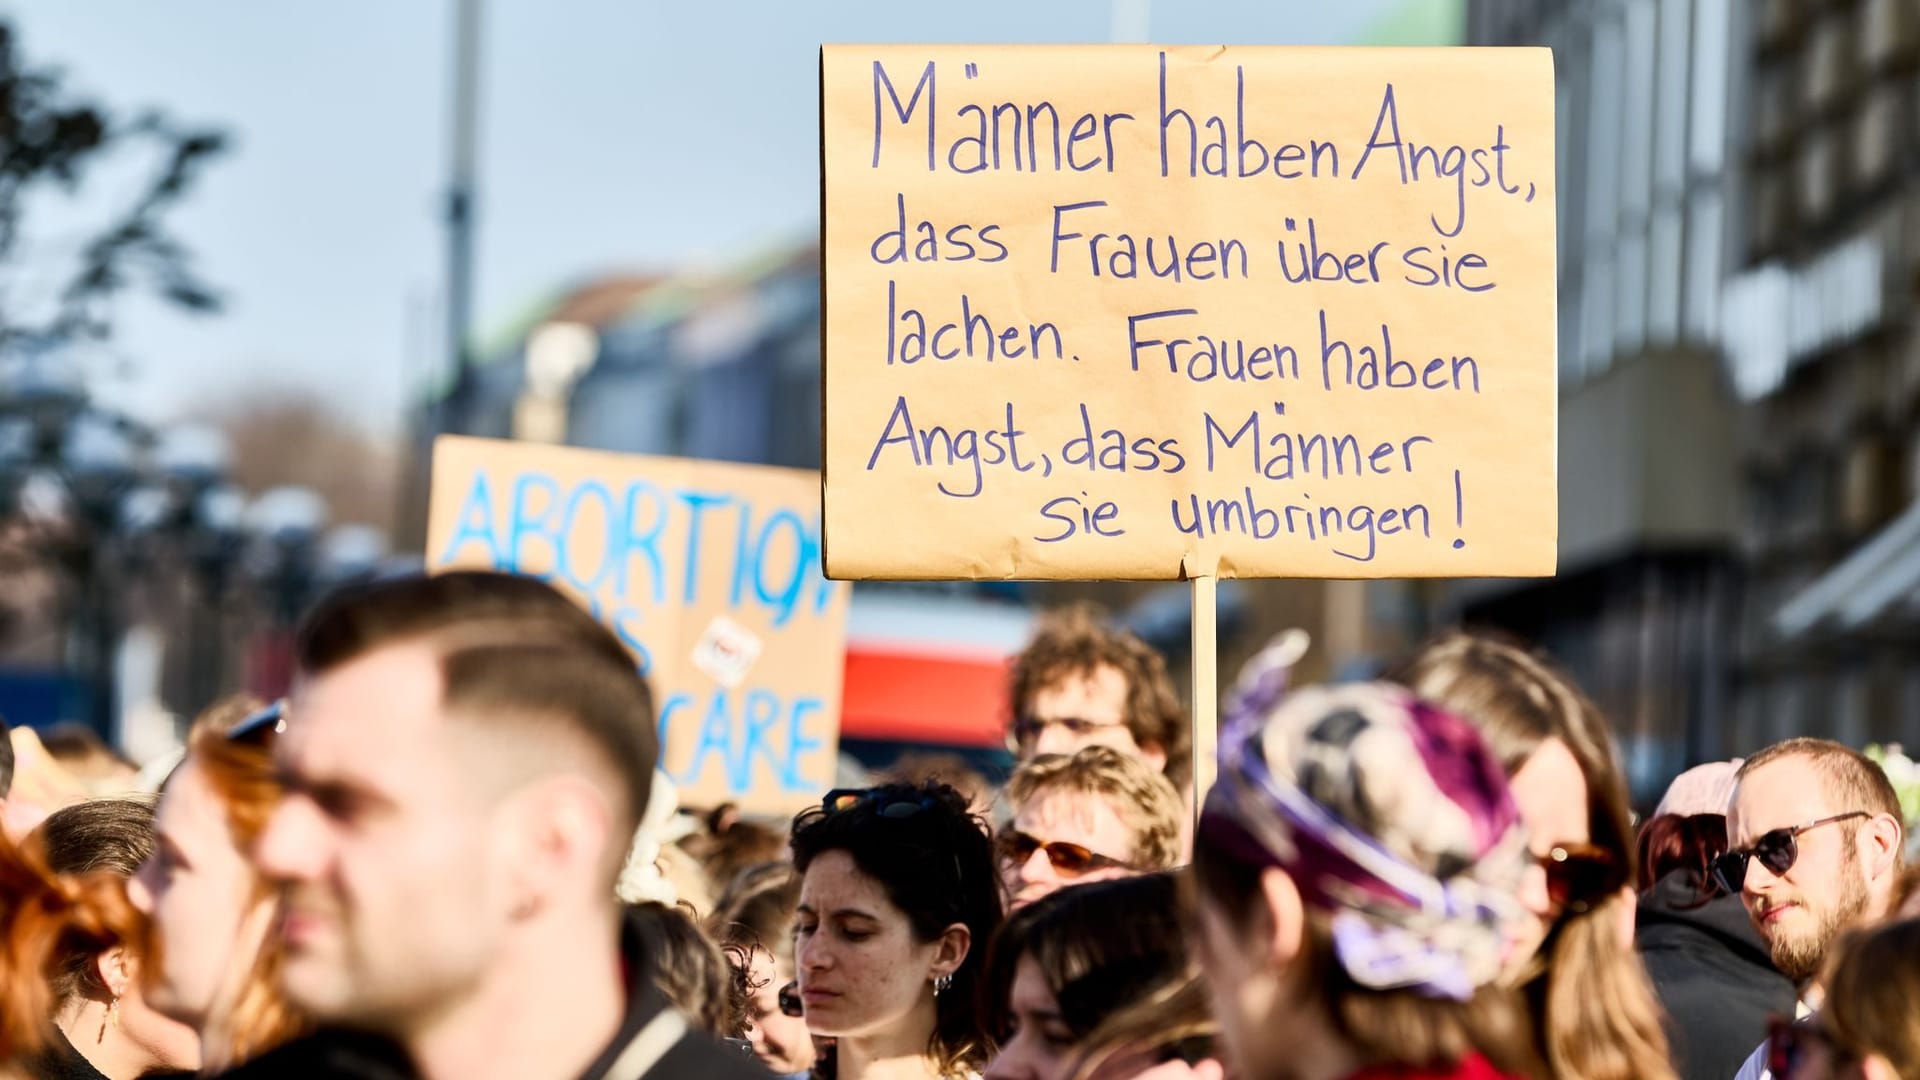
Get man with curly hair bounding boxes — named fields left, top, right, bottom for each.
left=1005, top=605, right=1189, bottom=792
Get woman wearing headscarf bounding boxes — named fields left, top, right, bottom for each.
left=1190, top=643, right=1545, bottom=1080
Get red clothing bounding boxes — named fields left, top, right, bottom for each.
left=1345, top=1054, right=1521, bottom=1080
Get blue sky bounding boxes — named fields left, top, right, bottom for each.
left=5, top=0, right=1412, bottom=435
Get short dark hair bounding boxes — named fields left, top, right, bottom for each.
left=0, top=714, right=13, bottom=800
left=294, top=571, right=656, bottom=841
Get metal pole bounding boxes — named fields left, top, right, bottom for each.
left=440, top=0, right=484, bottom=437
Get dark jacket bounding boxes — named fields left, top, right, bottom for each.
left=201, top=1028, right=416, bottom=1080
left=18, top=1028, right=110, bottom=1080
left=576, top=912, right=767, bottom=1080
left=212, top=910, right=766, bottom=1080
left=1636, top=869, right=1797, bottom=1080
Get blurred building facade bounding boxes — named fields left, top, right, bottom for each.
left=1453, top=0, right=1749, bottom=799
left=1459, top=0, right=1920, bottom=792
left=1725, top=0, right=1920, bottom=758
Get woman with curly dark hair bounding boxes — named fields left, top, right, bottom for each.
left=790, top=781, right=1002, bottom=1080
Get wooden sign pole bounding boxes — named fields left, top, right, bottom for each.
left=1190, top=573, right=1217, bottom=827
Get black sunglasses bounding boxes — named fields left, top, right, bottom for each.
left=778, top=979, right=802, bottom=1018
left=1712, top=812, right=1869, bottom=895
left=226, top=699, right=287, bottom=745
left=822, top=788, right=934, bottom=818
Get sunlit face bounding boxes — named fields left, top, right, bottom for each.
left=1505, top=738, right=1590, bottom=967
left=1023, top=667, right=1160, bottom=770
left=795, top=850, right=942, bottom=1039
left=983, top=956, right=1075, bottom=1080
left=745, top=946, right=816, bottom=1075
left=129, top=759, right=266, bottom=1027
left=252, top=643, right=514, bottom=1028
left=1001, top=790, right=1140, bottom=909
left=1727, top=759, right=1872, bottom=983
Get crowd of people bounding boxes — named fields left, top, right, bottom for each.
left=0, top=572, right=1914, bottom=1080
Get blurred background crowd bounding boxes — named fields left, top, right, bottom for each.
left=0, top=0, right=1917, bottom=844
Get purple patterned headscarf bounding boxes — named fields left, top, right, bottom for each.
left=1200, top=640, right=1529, bottom=1001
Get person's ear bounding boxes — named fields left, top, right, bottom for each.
left=930, top=922, right=972, bottom=981
left=1257, top=867, right=1305, bottom=970
left=505, top=775, right=616, bottom=918
left=1138, top=740, right=1168, bottom=774
left=94, top=946, right=132, bottom=1000
left=1861, top=813, right=1903, bottom=880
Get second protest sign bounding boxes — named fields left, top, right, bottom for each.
left=425, top=436, right=851, bottom=816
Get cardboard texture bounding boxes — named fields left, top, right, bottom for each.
left=426, top=436, right=851, bottom=815
left=822, top=44, right=1558, bottom=580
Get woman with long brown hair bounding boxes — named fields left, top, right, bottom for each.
left=1394, top=633, right=1676, bottom=1080
left=127, top=696, right=306, bottom=1070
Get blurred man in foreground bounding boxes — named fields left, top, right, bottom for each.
left=252, top=572, right=760, bottom=1080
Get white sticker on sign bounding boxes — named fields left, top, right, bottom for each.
left=693, top=615, right=763, bottom=688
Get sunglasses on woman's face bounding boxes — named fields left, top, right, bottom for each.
left=994, top=828, right=1136, bottom=877
left=1712, top=812, right=1869, bottom=895
left=1538, top=843, right=1624, bottom=914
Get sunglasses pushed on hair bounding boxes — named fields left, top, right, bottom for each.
left=227, top=699, right=287, bottom=745
left=1711, top=812, right=1869, bottom=895
left=821, top=788, right=935, bottom=818
left=994, top=828, right=1137, bottom=878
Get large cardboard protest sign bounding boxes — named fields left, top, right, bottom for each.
left=426, top=436, right=850, bottom=816
left=821, top=45, right=1558, bottom=580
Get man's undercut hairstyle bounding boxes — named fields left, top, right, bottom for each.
left=294, top=571, right=656, bottom=838
left=1739, top=738, right=1905, bottom=858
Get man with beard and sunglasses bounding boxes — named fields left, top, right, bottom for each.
left=246, top=572, right=763, bottom=1080
left=1722, top=738, right=1906, bottom=1080
left=996, top=745, right=1182, bottom=909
